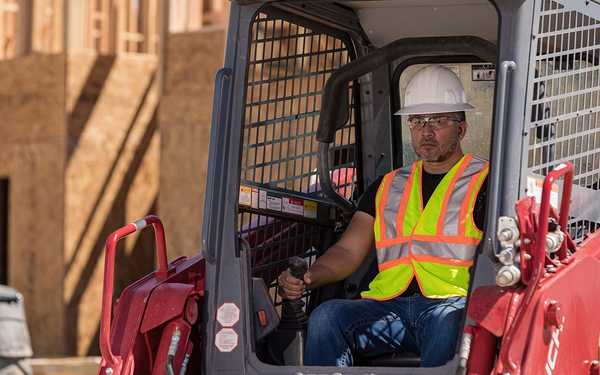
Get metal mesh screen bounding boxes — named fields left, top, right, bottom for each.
left=240, top=11, right=358, bottom=198
left=526, top=0, right=600, bottom=242
left=238, top=10, right=358, bottom=304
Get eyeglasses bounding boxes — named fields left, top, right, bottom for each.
left=407, top=116, right=463, bottom=131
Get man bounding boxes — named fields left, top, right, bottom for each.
left=277, top=65, right=489, bottom=367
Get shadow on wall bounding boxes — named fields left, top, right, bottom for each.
left=67, top=55, right=116, bottom=159
left=65, top=110, right=158, bottom=355
left=64, top=54, right=160, bottom=355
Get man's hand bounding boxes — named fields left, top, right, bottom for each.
left=277, top=269, right=313, bottom=300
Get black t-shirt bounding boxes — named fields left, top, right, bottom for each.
left=357, top=168, right=488, bottom=297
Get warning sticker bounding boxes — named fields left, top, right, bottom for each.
left=251, top=187, right=259, bottom=209
left=217, top=302, right=240, bottom=327
left=471, top=63, right=496, bottom=81
left=259, top=190, right=267, bottom=209
left=303, top=200, right=317, bottom=219
left=267, top=196, right=282, bottom=211
left=283, top=197, right=304, bottom=216
left=239, top=186, right=252, bottom=207
left=526, top=176, right=560, bottom=208
left=215, top=328, right=238, bottom=352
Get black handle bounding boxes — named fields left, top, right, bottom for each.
left=288, top=256, right=308, bottom=280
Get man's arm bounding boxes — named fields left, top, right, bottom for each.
left=278, top=211, right=375, bottom=299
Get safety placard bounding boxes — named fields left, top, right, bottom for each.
left=259, top=190, right=267, bottom=209
left=472, top=63, right=496, bottom=81
left=283, top=197, right=304, bottom=216
left=215, top=328, right=238, bottom=352
left=266, top=196, right=282, bottom=211
left=251, top=188, right=259, bottom=208
left=239, top=185, right=320, bottom=220
left=216, top=302, right=240, bottom=327
left=303, top=200, right=317, bottom=219
left=239, top=185, right=252, bottom=206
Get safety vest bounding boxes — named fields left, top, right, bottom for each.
left=361, top=154, right=489, bottom=300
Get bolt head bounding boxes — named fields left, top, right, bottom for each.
left=498, top=249, right=514, bottom=265
left=499, top=228, right=513, bottom=242
left=496, top=265, right=521, bottom=287
left=546, top=301, right=564, bottom=328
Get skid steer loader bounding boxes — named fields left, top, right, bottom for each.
left=97, top=0, right=600, bottom=374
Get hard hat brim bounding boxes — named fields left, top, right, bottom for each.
left=394, top=102, right=475, bottom=116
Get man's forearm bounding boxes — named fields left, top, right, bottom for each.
left=307, top=244, right=361, bottom=289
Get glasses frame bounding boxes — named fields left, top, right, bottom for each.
left=407, top=115, right=464, bottom=131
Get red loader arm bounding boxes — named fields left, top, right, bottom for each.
left=98, top=215, right=205, bottom=375
left=464, top=163, right=600, bottom=374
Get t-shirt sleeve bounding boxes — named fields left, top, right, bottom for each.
left=356, top=176, right=384, bottom=218
left=473, top=176, right=488, bottom=231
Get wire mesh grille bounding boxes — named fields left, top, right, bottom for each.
left=240, top=11, right=358, bottom=199
left=527, top=0, right=600, bottom=242
left=239, top=212, right=321, bottom=306
left=238, top=10, right=358, bottom=304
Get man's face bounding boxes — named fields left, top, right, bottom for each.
left=408, top=112, right=466, bottom=162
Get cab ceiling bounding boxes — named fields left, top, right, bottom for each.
left=342, top=0, right=498, bottom=47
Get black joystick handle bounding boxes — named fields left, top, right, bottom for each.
left=281, top=256, right=309, bottom=327
left=288, top=256, right=308, bottom=280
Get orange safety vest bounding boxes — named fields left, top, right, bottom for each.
left=361, top=154, right=489, bottom=300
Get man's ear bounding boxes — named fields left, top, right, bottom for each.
left=458, top=122, right=467, bottom=140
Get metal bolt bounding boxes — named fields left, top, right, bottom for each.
left=498, top=228, right=514, bottom=242
left=545, top=231, right=564, bottom=253
left=498, top=249, right=514, bottom=265
left=545, top=300, right=564, bottom=329
left=496, top=265, right=521, bottom=287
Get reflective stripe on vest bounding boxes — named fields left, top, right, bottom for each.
left=362, top=154, right=489, bottom=300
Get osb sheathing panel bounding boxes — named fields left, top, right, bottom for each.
left=0, top=54, right=66, bottom=355
left=159, top=29, right=225, bottom=259
left=65, top=54, right=160, bottom=355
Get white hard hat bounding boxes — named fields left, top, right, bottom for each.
left=395, top=65, right=475, bottom=116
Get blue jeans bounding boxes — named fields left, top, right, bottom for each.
left=304, top=295, right=465, bottom=367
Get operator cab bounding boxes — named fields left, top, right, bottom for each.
left=234, top=0, right=499, bottom=370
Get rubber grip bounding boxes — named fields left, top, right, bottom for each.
left=288, top=256, right=308, bottom=280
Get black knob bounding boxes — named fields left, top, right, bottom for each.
left=288, top=256, right=308, bottom=280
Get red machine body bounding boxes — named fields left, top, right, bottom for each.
left=465, top=163, right=600, bottom=374
left=97, top=215, right=205, bottom=375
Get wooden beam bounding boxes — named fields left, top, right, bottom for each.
left=127, top=0, right=133, bottom=52
left=157, top=0, right=167, bottom=92
left=117, top=0, right=126, bottom=53
left=16, top=0, right=31, bottom=56
left=100, top=0, right=109, bottom=53
left=147, top=0, right=157, bottom=54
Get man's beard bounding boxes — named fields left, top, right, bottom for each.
left=416, top=141, right=458, bottom=162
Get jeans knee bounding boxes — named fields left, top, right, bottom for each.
left=308, top=300, right=341, bottom=328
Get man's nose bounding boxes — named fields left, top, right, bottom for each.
left=421, top=124, right=435, bottom=136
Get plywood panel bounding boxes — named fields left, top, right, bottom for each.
left=0, top=53, right=66, bottom=355
left=159, top=29, right=225, bottom=259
